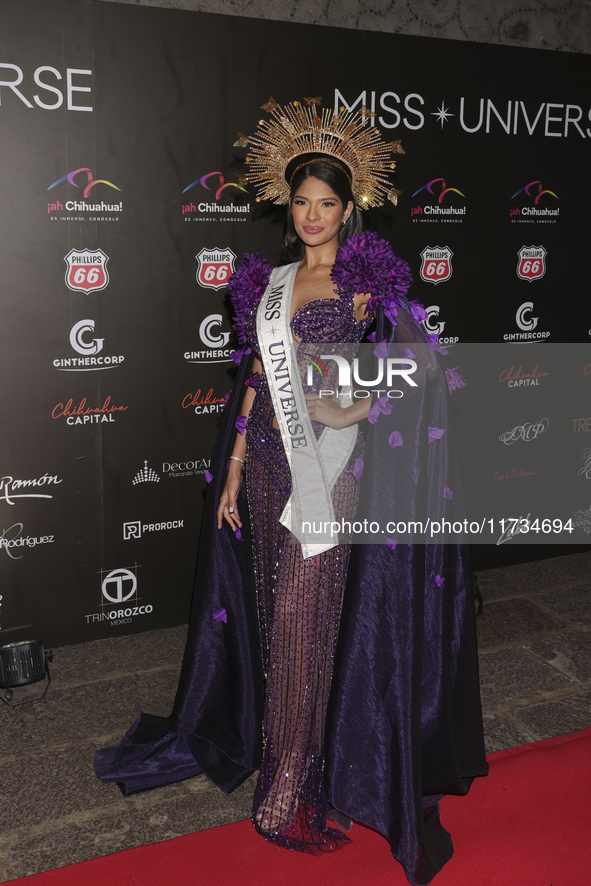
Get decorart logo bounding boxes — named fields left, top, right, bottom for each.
left=51, top=396, right=128, bottom=425
left=499, top=418, right=549, bottom=445
left=196, top=249, right=236, bottom=291
left=503, top=301, right=550, bottom=342
left=410, top=178, right=466, bottom=223
left=162, top=459, right=211, bottom=478
left=184, top=313, right=233, bottom=363
left=53, top=320, right=125, bottom=371
left=516, top=246, right=547, bottom=282
left=85, top=564, right=153, bottom=626
left=422, top=306, right=459, bottom=345
left=64, top=249, right=109, bottom=293
left=47, top=168, right=122, bottom=222
left=0, top=473, right=62, bottom=505
left=420, top=247, right=453, bottom=284
left=509, top=180, right=559, bottom=223
left=181, top=172, right=250, bottom=222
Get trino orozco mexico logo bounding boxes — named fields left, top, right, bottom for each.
left=516, top=246, right=547, bottom=282
left=420, top=246, right=453, bottom=284
left=64, top=249, right=109, bottom=293
left=195, top=248, right=236, bottom=291
left=85, top=564, right=153, bottom=627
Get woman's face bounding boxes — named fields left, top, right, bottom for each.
left=290, top=176, right=353, bottom=248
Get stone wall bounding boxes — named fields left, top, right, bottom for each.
left=98, top=0, right=591, bottom=54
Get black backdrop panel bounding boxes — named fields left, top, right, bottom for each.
left=0, top=0, right=589, bottom=646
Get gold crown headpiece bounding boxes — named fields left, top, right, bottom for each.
left=234, top=96, right=404, bottom=210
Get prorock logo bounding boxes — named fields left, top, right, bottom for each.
left=64, top=249, right=109, bottom=292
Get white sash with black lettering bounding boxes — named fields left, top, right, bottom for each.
left=256, top=262, right=357, bottom=559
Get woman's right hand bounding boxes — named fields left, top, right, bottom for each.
left=216, top=464, right=243, bottom=531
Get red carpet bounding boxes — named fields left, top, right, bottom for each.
left=13, top=728, right=591, bottom=886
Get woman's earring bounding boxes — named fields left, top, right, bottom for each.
left=341, top=219, right=346, bottom=226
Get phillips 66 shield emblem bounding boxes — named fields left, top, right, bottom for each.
left=196, top=247, right=236, bottom=291
left=64, top=248, right=109, bottom=293
left=420, top=246, right=453, bottom=285
left=516, top=245, right=547, bottom=282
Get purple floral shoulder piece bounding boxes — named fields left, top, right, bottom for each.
left=331, top=231, right=414, bottom=327
left=227, top=253, right=274, bottom=345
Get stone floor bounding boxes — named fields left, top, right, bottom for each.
left=0, top=551, right=589, bottom=882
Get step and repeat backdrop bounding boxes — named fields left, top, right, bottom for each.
left=0, top=0, right=589, bottom=646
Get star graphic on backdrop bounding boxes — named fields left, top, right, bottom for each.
left=431, top=102, right=454, bottom=129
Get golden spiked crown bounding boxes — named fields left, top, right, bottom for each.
left=234, top=97, right=404, bottom=210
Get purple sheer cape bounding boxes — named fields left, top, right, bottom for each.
left=95, top=304, right=487, bottom=885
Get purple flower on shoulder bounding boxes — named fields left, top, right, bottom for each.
left=373, top=338, right=388, bottom=358
left=403, top=348, right=416, bottom=360
left=386, top=538, right=397, bottom=550
left=428, top=426, right=444, bottom=444
left=234, top=527, right=243, bottom=541
left=445, top=366, right=467, bottom=393
left=368, top=396, right=393, bottom=425
left=213, top=608, right=227, bottom=622
left=410, top=299, right=428, bottom=323
left=443, top=484, right=453, bottom=500
left=205, top=471, right=213, bottom=484
left=227, top=253, right=273, bottom=345
left=434, top=575, right=444, bottom=587
left=353, top=457, right=364, bottom=481
left=235, top=415, right=247, bottom=435
left=245, top=373, right=262, bottom=390
left=389, top=431, right=403, bottom=449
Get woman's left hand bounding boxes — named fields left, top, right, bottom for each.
left=304, top=392, right=346, bottom=429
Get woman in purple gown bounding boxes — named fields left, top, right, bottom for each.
left=95, top=99, right=488, bottom=885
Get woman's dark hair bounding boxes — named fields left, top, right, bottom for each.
left=282, top=153, right=362, bottom=262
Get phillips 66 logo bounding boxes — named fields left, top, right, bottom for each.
left=64, top=249, right=109, bottom=293
left=420, top=246, right=453, bottom=285
left=196, top=247, right=236, bottom=291
left=517, top=246, right=547, bottom=282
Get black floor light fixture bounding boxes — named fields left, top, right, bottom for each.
left=0, top=640, right=53, bottom=707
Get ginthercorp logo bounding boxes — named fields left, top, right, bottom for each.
left=509, top=180, right=559, bottom=222
left=420, top=246, right=453, bottom=284
left=422, top=306, right=459, bottom=345
left=517, top=246, right=547, bottom=282
left=184, top=314, right=233, bottom=364
left=86, top=564, right=152, bottom=626
left=64, top=249, right=109, bottom=293
left=196, top=248, right=236, bottom=291
left=53, top=319, right=125, bottom=371
left=181, top=172, right=250, bottom=222
left=0, top=473, right=62, bottom=505
left=123, top=519, right=184, bottom=540
left=504, top=301, right=550, bottom=342
left=411, top=178, right=466, bottom=222
left=499, top=418, right=549, bottom=445
left=47, top=168, right=122, bottom=221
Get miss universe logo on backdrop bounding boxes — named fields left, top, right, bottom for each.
left=64, top=249, right=109, bottom=293
left=420, top=246, right=453, bottom=284
left=516, top=246, right=547, bottom=282
left=195, top=248, right=236, bottom=291
left=47, top=167, right=122, bottom=222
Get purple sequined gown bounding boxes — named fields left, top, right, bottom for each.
left=243, top=285, right=370, bottom=852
